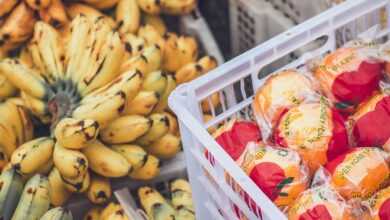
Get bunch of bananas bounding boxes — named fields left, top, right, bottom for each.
left=84, top=203, right=130, bottom=220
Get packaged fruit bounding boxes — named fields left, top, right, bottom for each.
left=273, top=97, right=350, bottom=173
left=237, top=142, right=309, bottom=208
left=253, top=69, right=319, bottom=140
left=366, top=186, right=390, bottom=220
left=325, top=147, right=390, bottom=200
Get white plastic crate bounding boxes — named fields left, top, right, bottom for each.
left=169, top=1, right=390, bottom=220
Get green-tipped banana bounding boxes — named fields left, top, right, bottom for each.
left=136, top=113, right=169, bottom=146
left=11, top=174, right=50, bottom=220
left=138, top=187, right=176, bottom=220
left=171, top=179, right=195, bottom=220
left=41, top=207, right=73, bottom=220
left=111, top=144, right=148, bottom=170
left=0, top=168, right=24, bottom=220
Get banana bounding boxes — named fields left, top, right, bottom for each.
left=175, top=56, right=217, bottom=84
left=0, top=74, right=16, bottom=100
left=39, top=0, right=68, bottom=28
left=82, top=0, right=120, bottom=9
left=111, top=144, right=148, bottom=170
left=25, top=0, right=51, bottom=10
left=201, top=92, right=221, bottom=113
left=161, top=111, right=178, bottom=135
left=137, top=0, right=162, bottom=15
left=41, top=207, right=73, bottom=220
left=105, top=208, right=129, bottom=220
left=170, top=179, right=195, bottom=220
left=54, top=118, right=99, bottom=150
left=124, top=91, right=159, bottom=115
left=120, top=44, right=162, bottom=76
left=100, top=203, right=122, bottom=220
left=121, top=33, right=146, bottom=60
left=6, top=98, right=25, bottom=107
left=160, top=0, right=196, bottom=15
left=48, top=168, right=72, bottom=206
left=153, top=73, right=176, bottom=113
left=0, top=58, right=50, bottom=100
left=116, top=0, right=140, bottom=35
left=66, top=4, right=116, bottom=28
left=0, top=0, right=18, bottom=18
left=138, top=187, right=176, bottom=220
left=10, top=137, right=54, bottom=175
left=142, top=70, right=167, bottom=96
left=100, top=115, right=152, bottom=144
left=11, top=174, right=50, bottom=220
left=147, top=133, right=181, bottom=159
left=203, top=114, right=217, bottom=133
left=83, top=207, right=102, bottom=220
left=143, top=14, right=166, bottom=36
left=21, top=92, right=50, bottom=122
left=37, top=159, right=53, bottom=175
left=0, top=2, right=37, bottom=52
left=129, top=154, right=160, bottom=180
left=53, top=143, right=88, bottom=179
left=138, top=25, right=165, bottom=49
left=0, top=168, right=24, bottom=220
left=0, top=147, right=7, bottom=170
left=0, top=116, right=18, bottom=159
left=136, top=113, right=169, bottom=146
left=163, top=35, right=198, bottom=72
left=82, top=140, right=131, bottom=177
left=18, top=46, right=34, bottom=68
left=87, top=175, right=112, bottom=205
left=62, top=171, right=90, bottom=193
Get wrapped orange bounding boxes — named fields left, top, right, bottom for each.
left=253, top=69, right=318, bottom=140
left=366, top=186, right=390, bottom=220
left=325, top=147, right=390, bottom=200
left=287, top=184, right=356, bottom=220
left=348, top=92, right=390, bottom=151
left=313, top=44, right=384, bottom=111
left=273, top=98, right=350, bottom=173
left=237, top=143, right=309, bottom=208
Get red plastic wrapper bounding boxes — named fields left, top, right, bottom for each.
left=325, top=147, right=390, bottom=200
left=313, top=42, right=384, bottom=111
left=366, top=186, right=390, bottom=220
left=273, top=97, right=350, bottom=173
left=237, top=142, right=309, bottom=208
left=253, top=69, right=319, bottom=141
left=348, top=92, right=390, bottom=151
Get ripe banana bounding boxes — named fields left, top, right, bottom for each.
left=87, top=175, right=112, bottom=205
left=6, top=97, right=25, bottom=107
left=163, top=35, right=198, bottom=72
left=53, top=143, right=89, bottom=179
left=129, top=154, right=160, bottom=180
left=0, top=168, right=24, bottom=220
left=100, top=202, right=122, bottom=220
left=121, top=33, right=146, bottom=60
left=82, top=140, right=131, bottom=177
left=48, top=168, right=72, bottom=207
left=136, top=113, right=169, bottom=146
left=10, top=137, right=54, bottom=175
left=137, top=0, right=162, bottom=15
left=11, top=174, right=50, bottom=220
left=66, top=3, right=116, bottom=28
left=82, top=0, right=120, bottom=9
left=170, top=179, right=195, bottom=220
left=105, top=208, right=129, bottom=220
left=41, top=207, right=73, bottom=220
left=124, top=91, right=159, bottom=115
left=116, top=0, right=140, bottom=35
left=175, top=55, right=217, bottom=84
left=138, top=187, right=176, bottom=220
left=138, top=25, right=165, bottom=49
left=0, top=74, right=16, bottom=100
left=83, top=207, right=102, bottom=220
left=21, top=92, right=50, bottom=123
left=111, top=144, right=148, bottom=170
left=61, top=171, right=90, bottom=193
left=25, top=0, right=51, bottom=10
left=143, top=14, right=167, bottom=36
left=153, top=74, right=176, bottom=113
left=100, top=115, right=152, bottom=144
left=54, top=118, right=99, bottom=150
left=142, top=70, right=167, bottom=96
left=39, top=0, right=68, bottom=28
left=0, top=0, right=18, bottom=18
left=120, top=44, right=162, bottom=76
left=160, top=0, right=196, bottom=15
left=0, top=147, right=7, bottom=170
left=147, top=133, right=181, bottom=159
left=37, top=159, right=54, bottom=175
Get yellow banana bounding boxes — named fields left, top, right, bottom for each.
left=87, top=175, right=112, bottom=205
left=143, top=14, right=167, bottom=36
left=170, top=179, right=195, bottom=220
left=0, top=168, right=24, bottom=220
left=100, top=203, right=122, bottom=220
left=120, top=44, right=162, bottom=76
left=66, top=3, right=116, bottom=28
left=0, top=74, right=16, bottom=100
left=10, top=137, right=54, bottom=175
left=147, top=133, right=181, bottom=159
left=82, top=140, right=130, bottom=177
left=6, top=97, right=25, bottom=107
left=121, top=33, right=146, bottom=60
left=161, top=0, right=196, bottom=15
left=116, top=0, right=140, bottom=35
left=136, top=113, right=169, bottom=146
left=37, top=159, right=53, bottom=175
left=161, top=33, right=179, bottom=72
left=105, top=208, right=129, bottom=220
left=124, top=91, right=159, bottom=115
left=201, top=92, right=221, bottom=113
left=21, top=92, right=50, bottom=122
left=53, top=143, right=89, bottom=179
left=62, top=170, right=90, bottom=193
left=82, top=0, right=120, bottom=9
left=163, top=35, right=198, bottom=72
left=41, top=207, right=73, bottom=220
left=11, top=174, right=50, bottom=220
left=39, top=0, right=68, bottom=28
left=101, top=115, right=152, bottom=144
left=138, top=25, right=165, bottom=49
left=175, top=56, right=217, bottom=84
left=0, top=0, right=18, bottom=18
left=83, top=207, right=102, bottom=220
left=153, top=73, right=176, bottom=113
left=48, top=168, right=72, bottom=206
left=18, top=46, right=33, bottom=68
left=0, top=147, right=7, bottom=170
left=203, top=114, right=217, bottom=133
left=137, top=0, right=162, bottom=15
left=161, top=111, right=178, bottom=135
left=138, top=187, right=176, bottom=220
left=25, top=0, right=51, bottom=10
left=142, top=70, right=167, bottom=96
left=54, top=118, right=99, bottom=150
left=129, top=154, right=160, bottom=180
left=0, top=119, right=18, bottom=159
left=111, top=144, right=148, bottom=171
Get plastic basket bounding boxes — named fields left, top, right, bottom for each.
left=67, top=8, right=223, bottom=220
left=168, top=0, right=390, bottom=220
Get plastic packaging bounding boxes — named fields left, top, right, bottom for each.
left=366, top=186, right=390, bottom=220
